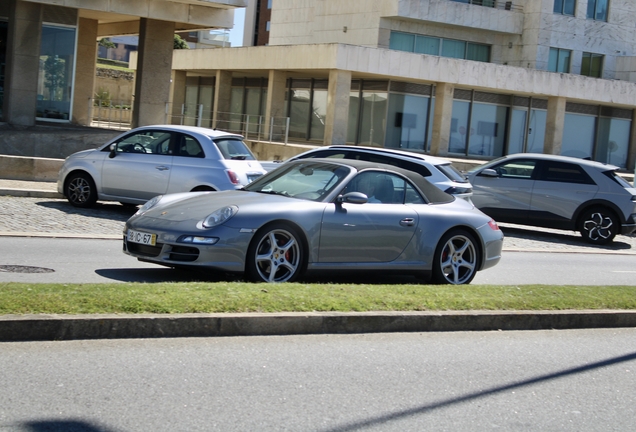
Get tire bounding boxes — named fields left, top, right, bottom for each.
left=246, top=223, right=304, bottom=283
left=431, top=229, right=480, bottom=285
left=578, top=207, right=618, bottom=245
left=65, top=172, right=98, bottom=208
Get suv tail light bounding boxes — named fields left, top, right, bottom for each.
left=444, top=186, right=473, bottom=195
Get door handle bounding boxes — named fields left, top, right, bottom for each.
left=155, top=166, right=170, bottom=171
left=400, top=218, right=415, bottom=227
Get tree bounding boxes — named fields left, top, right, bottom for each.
left=174, top=34, right=190, bottom=49
left=98, top=38, right=116, bottom=49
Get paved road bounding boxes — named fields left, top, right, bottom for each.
left=1, top=195, right=635, bottom=254
left=2, top=329, right=636, bottom=431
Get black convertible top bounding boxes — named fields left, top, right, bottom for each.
left=287, top=158, right=455, bottom=204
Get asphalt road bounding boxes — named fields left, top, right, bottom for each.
left=2, top=328, right=636, bottom=431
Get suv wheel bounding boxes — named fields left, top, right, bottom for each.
left=578, top=207, right=618, bottom=245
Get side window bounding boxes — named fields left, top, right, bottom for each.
left=112, top=130, right=172, bottom=155
left=538, top=161, right=595, bottom=184
left=489, top=160, right=536, bottom=179
left=300, top=150, right=348, bottom=159
left=343, top=171, right=406, bottom=204
left=176, top=134, right=204, bottom=158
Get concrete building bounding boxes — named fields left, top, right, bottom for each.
left=0, top=0, right=245, bottom=129
left=174, top=0, right=636, bottom=170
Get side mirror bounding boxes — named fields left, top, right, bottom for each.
left=337, top=192, right=368, bottom=205
left=479, top=168, right=498, bottom=178
left=108, top=143, right=117, bottom=158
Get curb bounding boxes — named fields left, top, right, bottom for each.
left=1, top=310, right=636, bottom=342
left=0, top=187, right=63, bottom=199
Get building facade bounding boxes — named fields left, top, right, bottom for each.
left=176, top=0, right=636, bottom=170
left=0, top=0, right=244, bottom=130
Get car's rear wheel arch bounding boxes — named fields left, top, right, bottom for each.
left=573, top=200, right=625, bottom=226
left=190, top=185, right=216, bottom=192
left=245, top=221, right=309, bottom=282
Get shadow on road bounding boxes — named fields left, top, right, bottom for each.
left=36, top=200, right=138, bottom=222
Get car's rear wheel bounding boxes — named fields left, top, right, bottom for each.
left=65, top=172, right=97, bottom=208
left=578, top=207, right=618, bottom=245
left=432, top=229, right=480, bottom=285
left=246, top=223, right=304, bottom=283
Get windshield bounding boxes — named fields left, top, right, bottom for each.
left=214, top=138, right=256, bottom=160
left=245, top=162, right=352, bottom=201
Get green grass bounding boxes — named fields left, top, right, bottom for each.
left=2, top=282, right=636, bottom=315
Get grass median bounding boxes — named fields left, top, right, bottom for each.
left=1, top=282, right=636, bottom=315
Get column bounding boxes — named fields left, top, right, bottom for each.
left=212, top=70, right=232, bottom=130
left=132, top=18, right=175, bottom=128
left=71, top=17, right=98, bottom=126
left=430, top=83, right=454, bottom=156
left=264, top=70, right=287, bottom=141
left=324, top=69, right=352, bottom=145
left=544, top=96, right=566, bottom=155
left=4, top=0, right=42, bottom=126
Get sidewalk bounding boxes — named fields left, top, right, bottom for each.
left=0, top=179, right=62, bottom=199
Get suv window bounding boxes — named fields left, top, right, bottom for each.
left=537, top=161, right=595, bottom=185
left=490, top=159, right=536, bottom=179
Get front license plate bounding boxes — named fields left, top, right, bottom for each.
left=127, top=229, right=156, bottom=246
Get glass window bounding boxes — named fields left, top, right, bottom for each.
left=562, top=113, right=595, bottom=159
left=389, top=32, right=415, bottom=52
left=554, top=0, right=576, bottom=15
left=176, top=135, right=204, bottom=158
left=245, top=87, right=263, bottom=135
left=449, top=101, right=470, bottom=154
left=595, top=117, right=630, bottom=168
left=508, top=108, right=528, bottom=155
left=548, top=48, right=571, bottom=73
left=414, top=36, right=440, bottom=55
left=526, top=109, right=547, bottom=154
left=359, top=91, right=387, bottom=146
left=442, top=39, right=466, bottom=59
left=587, top=0, right=608, bottom=21
left=113, top=130, right=173, bottom=155
left=491, top=159, right=536, bottom=179
left=347, top=90, right=360, bottom=143
left=288, top=88, right=310, bottom=140
left=310, top=89, right=327, bottom=140
left=344, top=172, right=405, bottom=204
left=37, top=25, right=76, bottom=122
left=468, top=103, right=508, bottom=157
left=228, top=87, right=244, bottom=132
left=581, top=52, right=603, bottom=78
left=385, top=93, right=430, bottom=151
left=538, top=161, right=594, bottom=184
left=0, top=21, right=6, bottom=120
left=466, top=43, right=490, bottom=62
left=215, top=138, right=256, bottom=160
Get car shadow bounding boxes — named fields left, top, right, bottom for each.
left=36, top=200, right=138, bottom=222
left=499, top=224, right=634, bottom=251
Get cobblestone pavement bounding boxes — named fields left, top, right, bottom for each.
left=1, top=195, right=635, bottom=253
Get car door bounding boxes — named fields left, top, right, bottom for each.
left=318, top=172, right=418, bottom=263
left=530, top=160, right=598, bottom=227
left=101, top=130, right=174, bottom=200
left=470, top=158, right=537, bottom=224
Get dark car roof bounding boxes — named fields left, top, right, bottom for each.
left=289, top=158, right=455, bottom=204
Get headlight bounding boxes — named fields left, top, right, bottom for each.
left=200, top=205, right=238, bottom=228
left=134, top=195, right=163, bottom=215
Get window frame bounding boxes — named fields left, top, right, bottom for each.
left=548, top=48, right=571, bottom=73
left=553, top=0, right=576, bottom=15
left=581, top=52, right=604, bottom=78
left=587, top=0, right=608, bottom=21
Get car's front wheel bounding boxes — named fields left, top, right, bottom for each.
left=65, top=172, right=97, bottom=208
left=432, top=229, right=480, bottom=285
left=578, top=207, right=618, bottom=245
left=246, top=223, right=304, bottom=283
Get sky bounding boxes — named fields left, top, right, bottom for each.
left=228, top=8, right=245, bottom=47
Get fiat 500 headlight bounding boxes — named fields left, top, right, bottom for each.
left=200, top=205, right=239, bottom=228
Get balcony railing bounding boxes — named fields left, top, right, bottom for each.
left=450, top=0, right=523, bottom=12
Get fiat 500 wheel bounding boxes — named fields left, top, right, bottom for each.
left=65, top=172, right=97, bottom=208
left=432, top=230, right=480, bottom=285
left=246, top=224, right=304, bottom=283
left=579, top=207, right=618, bottom=245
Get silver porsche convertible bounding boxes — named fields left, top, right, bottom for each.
left=123, top=159, right=503, bottom=284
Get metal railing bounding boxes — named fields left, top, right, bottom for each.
left=89, top=98, right=132, bottom=131
left=166, top=104, right=291, bottom=144
left=450, top=0, right=523, bottom=12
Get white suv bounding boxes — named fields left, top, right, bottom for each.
left=281, top=145, right=473, bottom=200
